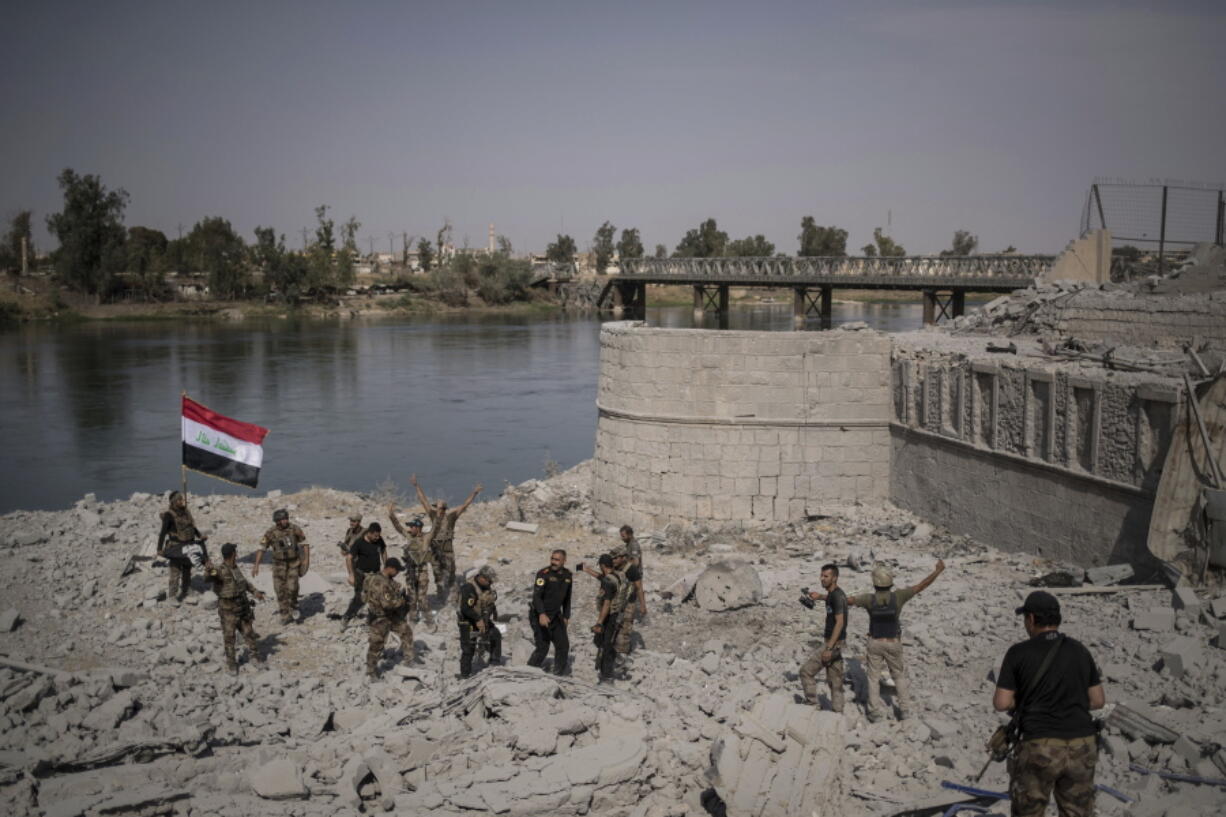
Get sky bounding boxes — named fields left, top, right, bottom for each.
left=2, top=0, right=1224, bottom=257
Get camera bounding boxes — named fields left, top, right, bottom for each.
left=798, top=587, right=816, bottom=610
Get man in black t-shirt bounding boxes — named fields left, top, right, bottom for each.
left=342, top=523, right=387, bottom=628
left=994, top=591, right=1105, bottom=817
left=799, top=563, right=848, bottom=712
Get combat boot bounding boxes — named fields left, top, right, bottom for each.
left=227, top=663, right=239, bottom=676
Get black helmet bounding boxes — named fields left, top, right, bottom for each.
left=273, top=509, right=289, bottom=522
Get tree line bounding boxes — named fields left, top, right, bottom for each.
left=10, top=167, right=1014, bottom=302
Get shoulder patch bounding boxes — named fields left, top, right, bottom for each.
left=467, top=597, right=475, bottom=606
left=536, top=578, right=545, bottom=586
left=565, top=578, right=571, bottom=583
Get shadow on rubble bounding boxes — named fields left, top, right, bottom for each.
left=298, top=592, right=328, bottom=621
left=253, top=631, right=285, bottom=664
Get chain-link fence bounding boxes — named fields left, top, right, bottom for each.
left=1081, top=179, right=1225, bottom=275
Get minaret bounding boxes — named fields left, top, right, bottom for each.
left=488, top=223, right=495, bottom=253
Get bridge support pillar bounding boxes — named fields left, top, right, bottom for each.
left=792, top=286, right=833, bottom=330
left=694, top=285, right=730, bottom=328
left=952, top=290, right=966, bottom=317
left=614, top=282, right=647, bottom=320
left=923, top=290, right=964, bottom=326
left=922, top=291, right=936, bottom=325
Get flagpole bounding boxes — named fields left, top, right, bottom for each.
left=180, top=391, right=188, bottom=501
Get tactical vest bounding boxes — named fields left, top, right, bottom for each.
left=211, top=563, right=248, bottom=600
left=363, top=573, right=405, bottom=615
left=608, top=571, right=633, bottom=616
left=403, top=535, right=431, bottom=568
left=265, top=526, right=300, bottom=562
left=165, top=509, right=197, bottom=543
left=459, top=578, right=498, bottom=620
left=867, top=591, right=901, bottom=639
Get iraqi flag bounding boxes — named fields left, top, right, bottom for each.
left=181, top=396, right=269, bottom=488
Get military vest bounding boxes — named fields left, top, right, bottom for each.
left=867, top=591, right=901, bottom=639
left=459, top=578, right=498, bottom=619
left=263, top=525, right=301, bottom=562
left=403, top=535, right=431, bottom=568
left=164, top=508, right=197, bottom=543
left=210, top=562, right=250, bottom=600
left=363, top=572, right=406, bottom=616
left=607, top=571, right=633, bottom=616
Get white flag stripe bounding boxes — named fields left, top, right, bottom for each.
left=182, top=417, right=265, bottom=468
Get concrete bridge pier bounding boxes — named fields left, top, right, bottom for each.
left=792, top=286, right=832, bottom=330
left=922, top=289, right=966, bottom=325
left=693, top=285, right=730, bottom=328
left=613, top=281, right=647, bottom=320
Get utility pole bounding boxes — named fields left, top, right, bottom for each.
left=20, top=236, right=28, bottom=276
left=368, top=236, right=375, bottom=256
left=177, top=223, right=184, bottom=241
left=388, top=232, right=394, bottom=254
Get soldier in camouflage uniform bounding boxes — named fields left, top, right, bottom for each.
left=610, top=547, right=644, bottom=657
left=338, top=513, right=365, bottom=556
left=157, top=491, right=208, bottom=603
left=387, top=504, right=435, bottom=628
left=457, top=565, right=501, bottom=678
left=206, top=543, right=265, bottom=674
left=364, top=557, right=414, bottom=678
left=410, top=474, right=481, bottom=603
left=995, top=591, right=1105, bottom=817
left=252, top=509, right=309, bottom=625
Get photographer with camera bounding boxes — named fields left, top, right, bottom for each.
left=992, top=591, right=1105, bottom=817
left=797, top=563, right=847, bottom=712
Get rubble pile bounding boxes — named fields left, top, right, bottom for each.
left=1, top=467, right=1225, bottom=816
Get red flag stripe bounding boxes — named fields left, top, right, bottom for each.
left=182, top=396, right=269, bottom=445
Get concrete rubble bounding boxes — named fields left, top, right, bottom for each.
left=0, top=465, right=1223, bottom=816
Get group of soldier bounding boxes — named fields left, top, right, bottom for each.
left=154, top=479, right=648, bottom=685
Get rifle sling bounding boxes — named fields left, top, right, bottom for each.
left=1012, top=635, right=1064, bottom=739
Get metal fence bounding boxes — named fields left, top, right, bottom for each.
left=1081, top=179, right=1225, bottom=274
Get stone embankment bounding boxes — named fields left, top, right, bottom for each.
left=1, top=465, right=1225, bottom=816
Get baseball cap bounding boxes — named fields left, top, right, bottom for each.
left=1015, top=590, right=1060, bottom=616
left=407, top=518, right=423, bottom=528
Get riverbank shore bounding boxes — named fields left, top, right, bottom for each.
left=1, top=462, right=1222, bottom=816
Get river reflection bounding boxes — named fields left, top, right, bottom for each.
left=0, top=302, right=928, bottom=512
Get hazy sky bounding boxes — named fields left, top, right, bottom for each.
left=3, top=0, right=1224, bottom=256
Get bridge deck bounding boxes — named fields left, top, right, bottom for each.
left=612, top=274, right=1032, bottom=291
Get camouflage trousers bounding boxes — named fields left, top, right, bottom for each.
left=219, top=598, right=259, bottom=670
left=368, top=615, right=414, bottom=675
left=865, top=639, right=911, bottom=718
left=1008, top=735, right=1097, bottom=817
left=168, top=560, right=192, bottom=600
left=431, top=538, right=456, bottom=599
left=405, top=562, right=434, bottom=623
left=799, top=646, right=845, bottom=713
left=272, top=559, right=301, bottom=623
left=614, top=607, right=636, bottom=655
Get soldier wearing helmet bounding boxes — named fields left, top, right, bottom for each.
left=253, top=508, right=309, bottom=625
left=846, top=559, right=945, bottom=722
left=457, top=564, right=500, bottom=678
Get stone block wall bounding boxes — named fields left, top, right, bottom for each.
left=592, top=323, right=892, bottom=531
left=1044, top=291, right=1226, bottom=348
left=889, top=349, right=1181, bottom=564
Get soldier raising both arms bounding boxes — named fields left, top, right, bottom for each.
left=388, top=504, right=436, bottom=628
left=206, top=543, right=265, bottom=675
left=253, top=509, right=309, bottom=625
left=410, top=474, right=481, bottom=604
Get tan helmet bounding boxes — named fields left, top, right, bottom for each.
left=871, top=563, right=894, bottom=588
left=477, top=565, right=497, bottom=583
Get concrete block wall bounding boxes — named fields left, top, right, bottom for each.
left=890, top=350, right=1181, bottom=565
left=593, top=323, right=892, bottom=531
left=1045, top=291, right=1226, bottom=348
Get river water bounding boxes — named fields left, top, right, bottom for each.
left=0, top=302, right=927, bottom=513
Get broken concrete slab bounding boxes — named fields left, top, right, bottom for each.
left=693, top=561, right=763, bottom=612
left=1085, top=564, right=1134, bottom=586
left=1159, top=637, right=1206, bottom=679
left=1172, top=583, right=1203, bottom=616
left=505, top=521, right=539, bottom=534
left=1132, top=609, right=1176, bottom=631
left=250, top=757, right=309, bottom=800
left=0, top=609, right=21, bottom=632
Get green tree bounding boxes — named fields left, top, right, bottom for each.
left=940, top=230, right=978, bottom=257
left=797, top=217, right=847, bottom=256
left=497, top=234, right=513, bottom=254
left=417, top=237, right=435, bottom=271
left=727, top=234, right=775, bottom=257
left=45, top=169, right=129, bottom=298
left=592, top=221, right=616, bottom=274
left=475, top=253, right=534, bottom=304
left=616, top=228, right=644, bottom=262
left=674, top=218, right=728, bottom=258
left=435, top=219, right=452, bottom=268
left=126, top=226, right=168, bottom=299
left=161, top=237, right=188, bottom=273
left=1001, top=245, right=1017, bottom=254
left=187, top=217, right=247, bottom=299
left=545, top=234, right=576, bottom=264
left=1, top=210, right=34, bottom=278
left=305, top=205, right=337, bottom=291
left=653, top=243, right=667, bottom=259
left=862, top=227, right=905, bottom=257
left=254, top=226, right=307, bottom=298
left=337, top=215, right=361, bottom=288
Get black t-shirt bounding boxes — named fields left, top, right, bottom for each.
left=350, top=536, right=386, bottom=574
left=997, top=631, right=1102, bottom=740
left=824, top=587, right=848, bottom=644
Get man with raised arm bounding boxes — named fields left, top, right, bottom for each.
left=410, top=474, right=481, bottom=603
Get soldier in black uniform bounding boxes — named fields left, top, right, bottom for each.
left=458, top=565, right=501, bottom=678
left=527, top=549, right=572, bottom=674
